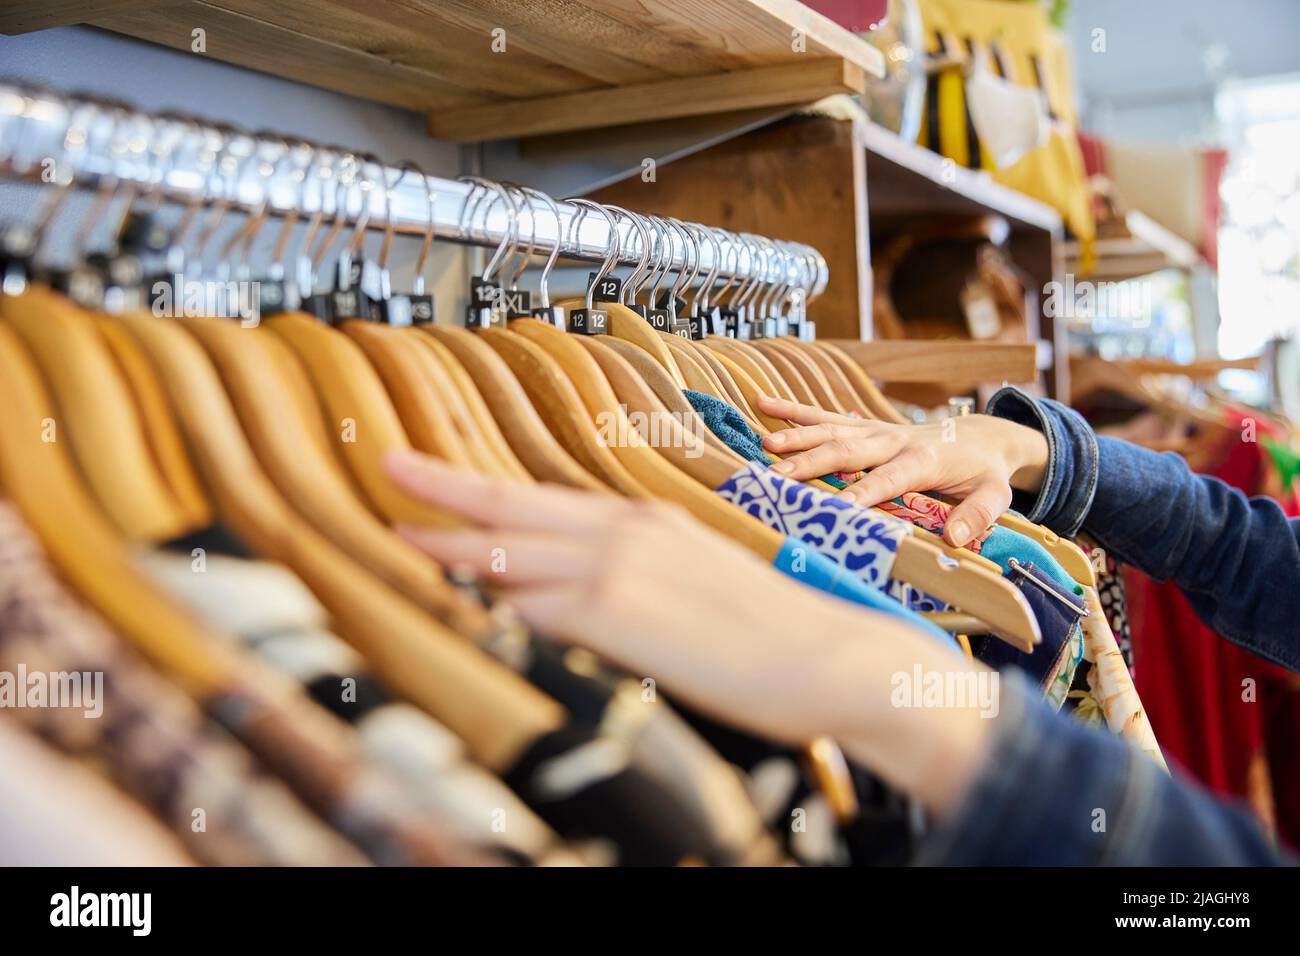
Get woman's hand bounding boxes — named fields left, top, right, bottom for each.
left=757, top=395, right=1049, bottom=548
left=383, top=449, right=998, bottom=815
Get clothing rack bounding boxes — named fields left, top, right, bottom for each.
left=0, top=83, right=829, bottom=296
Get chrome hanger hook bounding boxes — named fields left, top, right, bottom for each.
left=566, top=198, right=620, bottom=311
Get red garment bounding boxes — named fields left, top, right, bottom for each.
left=1127, top=417, right=1300, bottom=848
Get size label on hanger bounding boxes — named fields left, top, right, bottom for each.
left=568, top=307, right=608, bottom=335
left=409, top=294, right=435, bottom=324
left=587, top=272, right=622, bottom=304
left=500, top=288, right=533, bottom=318
left=647, top=308, right=673, bottom=332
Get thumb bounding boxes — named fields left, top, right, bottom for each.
left=944, top=480, right=1012, bottom=548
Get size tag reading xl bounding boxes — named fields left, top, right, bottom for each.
left=500, top=288, right=533, bottom=318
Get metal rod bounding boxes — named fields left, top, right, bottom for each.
left=0, top=83, right=829, bottom=296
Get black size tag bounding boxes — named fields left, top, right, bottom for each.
left=568, top=307, right=608, bottom=335
left=469, top=277, right=500, bottom=310
left=303, top=292, right=335, bottom=323
left=257, top=279, right=291, bottom=317
left=647, top=308, right=672, bottom=332
left=409, top=294, right=435, bottom=325
left=118, top=210, right=172, bottom=256
left=655, top=291, right=687, bottom=316
left=626, top=303, right=649, bottom=321
left=500, top=288, right=533, bottom=318
left=330, top=286, right=368, bottom=321
left=587, top=272, right=622, bottom=304
left=670, top=313, right=693, bottom=338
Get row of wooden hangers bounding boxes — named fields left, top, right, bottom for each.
left=0, top=105, right=1094, bottom=784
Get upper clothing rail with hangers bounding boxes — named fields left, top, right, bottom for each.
left=0, top=84, right=829, bottom=296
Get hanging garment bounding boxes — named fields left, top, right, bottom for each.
left=0, top=719, right=195, bottom=866
left=0, top=503, right=369, bottom=866
left=135, top=543, right=584, bottom=866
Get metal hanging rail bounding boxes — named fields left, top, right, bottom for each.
left=0, top=83, right=829, bottom=297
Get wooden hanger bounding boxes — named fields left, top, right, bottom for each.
left=409, top=332, right=535, bottom=482
left=596, top=336, right=746, bottom=464
left=577, top=335, right=741, bottom=487
left=703, top=338, right=795, bottom=404
left=180, top=315, right=493, bottom=630
left=341, top=320, right=480, bottom=468
left=263, top=312, right=461, bottom=528
left=0, top=287, right=194, bottom=542
left=0, top=321, right=237, bottom=697
left=478, top=325, right=651, bottom=496
left=116, top=310, right=566, bottom=772
left=700, top=348, right=790, bottom=433
left=757, top=338, right=851, bottom=414
left=555, top=296, right=688, bottom=389
left=814, top=341, right=911, bottom=424
left=509, top=316, right=789, bottom=552
left=417, top=325, right=610, bottom=493
left=747, top=339, right=820, bottom=406
left=95, top=315, right=215, bottom=528
left=786, top=339, right=872, bottom=416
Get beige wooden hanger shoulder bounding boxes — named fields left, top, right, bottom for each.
left=814, top=341, right=910, bottom=423
left=408, top=331, right=535, bottom=482
left=759, top=338, right=850, bottom=414
left=556, top=297, right=688, bottom=389
left=785, top=339, right=870, bottom=416
left=341, top=320, right=479, bottom=468
left=477, top=325, right=650, bottom=496
left=597, top=335, right=746, bottom=464
left=417, top=325, right=609, bottom=493
left=95, top=314, right=214, bottom=528
left=702, top=347, right=791, bottom=432
left=182, top=315, right=493, bottom=631
left=577, top=335, right=741, bottom=487
left=0, top=321, right=236, bottom=697
left=1, top=287, right=192, bottom=541
left=703, top=337, right=794, bottom=403
left=118, top=311, right=564, bottom=772
left=509, top=317, right=788, bottom=556
left=262, top=312, right=460, bottom=528
left=749, top=339, right=819, bottom=405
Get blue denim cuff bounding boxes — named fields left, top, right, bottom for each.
left=985, top=386, right=1099, bottom=537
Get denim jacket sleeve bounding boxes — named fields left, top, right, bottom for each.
left=986, top=386, right=1300, bottom=673
left=917, top=672, right=1291, bottom=865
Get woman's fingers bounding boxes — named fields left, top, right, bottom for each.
left=764, top=421, right=892, bottom=455
left=837, top=454, right=929, bottom=508
left=757, top=394, right=860, bottom=428
left=396, top=526, right=600, bottom=585
left=942, top=479, right=1014, bottom=548
left=385, top=450, right=623, bottom=534
left=768, top=432, right=900, bottom=481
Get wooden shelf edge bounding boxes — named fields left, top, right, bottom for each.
left=829, top=339, right=1038, bottom=385
left=861, top=121, right=1062, bottom=233
left=428, top=58, right=867, bottom=143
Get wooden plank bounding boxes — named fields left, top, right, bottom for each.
left=0, top=0, right=145, bottom=34
left=585, top=113, right=870, bottom=341
left=574, top=0, right=883, bottom=75
left=428, top=57, right=866, bottom=142
left=91, top=2, right=489, bottom=111
left=829, top=340, right=1038, bottom=385
left=401, top=0, right=713, bottom=82
left=205, top=0, right=608, bottom=98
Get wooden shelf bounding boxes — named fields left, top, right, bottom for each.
left=861, top=122, right=1061, bottom=233
left=2, top=0, right=883, bottom=142
left=1063, top=210, right=1202, bottom=282
left=829, top=340, right=1038, bottom=387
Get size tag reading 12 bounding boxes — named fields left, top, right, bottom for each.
left=569, top=308, right=608, bottom=335
left=587, top=272, right=622, bottom=303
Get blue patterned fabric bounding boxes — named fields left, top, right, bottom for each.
left=772, top=538, right=957, bottom=648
